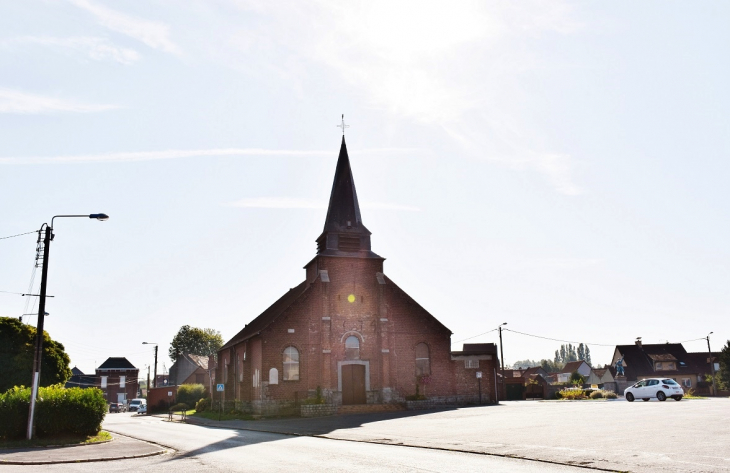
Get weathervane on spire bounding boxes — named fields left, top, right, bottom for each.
left=337, top=114, right=349, bottom=135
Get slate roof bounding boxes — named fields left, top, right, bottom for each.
left=221, top=280, right=311, bottom=350
left=97, top=357, right=137, bottom=370
left=321, top=137, right=370, bottom=236
left=615, top=343, right=710, bottom=380
left=169, top=353, right=209, bottom=385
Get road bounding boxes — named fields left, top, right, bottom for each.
left=0, top=412, right=585, bottom=473
left=3, top=398, right=727, bottom=472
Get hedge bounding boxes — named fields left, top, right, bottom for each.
left=177, top=384, right=206, bottom=407
left=0, top=385, right=107, bottom=439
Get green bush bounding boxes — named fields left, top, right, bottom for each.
left=177, top=384, right=206, bottom=407
left=195, top=398, right=210, bottom=412
left=603, top=390, right=618, bottom=399
left=554, top=390, right=563, bottom=399
left=0, top=385, right=106, bottom=439
left=558, top=388, right=586, bottom=400
left=589, top=390, right=603, bottom=399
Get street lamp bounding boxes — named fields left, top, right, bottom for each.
left=142, top=342, right=159, bottom=389
left=707, top=332, right=717, bottom=396
left=27, top=213, right=109, bottom=440
left=498, top=323, right=507, bottom=403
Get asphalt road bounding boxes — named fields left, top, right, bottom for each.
left=3, top=398, right=727, bottom=472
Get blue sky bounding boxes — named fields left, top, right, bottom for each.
left=1, top=1, right=728, bottom=375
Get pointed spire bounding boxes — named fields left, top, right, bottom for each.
left=316, top=137, right=380, bottom=258
left=323, top=137, right=366, bottom=233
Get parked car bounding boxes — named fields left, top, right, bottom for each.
left=624, top=378, right=684, bottom=402
left=137, top=404, right=147, bottom=415
left=128, top=398, right=146, bottom=412
left=109, top=403, right=120, bottom=413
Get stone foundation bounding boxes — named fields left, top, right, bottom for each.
left=301, top=404, right=338, bottom=417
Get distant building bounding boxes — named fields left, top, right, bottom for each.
left=64, top=366, right=95, bottom=389
left=96, top=357, right=139, bottom=404
left=169, top=353, right=213, bottom=393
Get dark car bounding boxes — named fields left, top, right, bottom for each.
left=109, top=403, right=120, bottom=413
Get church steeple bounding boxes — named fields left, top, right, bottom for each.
left=316, top=137, right=380, bottom=258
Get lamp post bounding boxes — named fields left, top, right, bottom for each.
left=143, top=342, right=158, bottom=388
left=707, top=332, right=717, bottom=396
left=498, top=322, right=507, bottom=402
left=27, top=213, right=109, bottom=440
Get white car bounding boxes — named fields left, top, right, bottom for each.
left=624, top=378, right=684, bottom=402
left=137, top=404, right=147, bottom=414
left=128, top=398, right=146, bottom=412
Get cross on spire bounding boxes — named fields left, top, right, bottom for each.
left=337, top=114, right=349, bottom=135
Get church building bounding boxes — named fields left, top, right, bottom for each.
left=217, top=137, right=497, bottom=413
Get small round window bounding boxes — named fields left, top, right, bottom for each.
left=345, top=336, right=360, bottom=360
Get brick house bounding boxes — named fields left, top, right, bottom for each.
left=95, top=357, right=139, bottom=405
left=169, top=353, right=213, bottom=394
left=217, top=138, right=499, bottom=412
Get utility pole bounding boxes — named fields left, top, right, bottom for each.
left=153, top=345, right=158, bottom=388
left=147, top=366, right=151, bottom=397
left=27, top=225, right=51, bottom=440
left=707, top=332, right=717, bottom=396
left=498, top=322, right=507, bottom=402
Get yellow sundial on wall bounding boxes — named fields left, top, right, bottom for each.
left=347, top=294, right=356, bottom=303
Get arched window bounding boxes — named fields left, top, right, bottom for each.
left=415, top=343, right=430, bottom=376
left=345, top=336, right=360, bottom=360
left=283, top=346, right=299, bottom=381
left=269, top=367, right=279, bottom=385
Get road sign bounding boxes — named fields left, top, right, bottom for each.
left=216, top=383, right=224, bottom=392
left=476, top=371, right=482, bottom=379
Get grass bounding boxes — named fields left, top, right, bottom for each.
left=192, top=410, right=255, bottom=421
left=0, top=431, right=112, bottom=449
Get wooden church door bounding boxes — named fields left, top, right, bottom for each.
left=342, top=364, right=366, bottom=405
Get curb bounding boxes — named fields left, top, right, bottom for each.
left=0, top=432, right=169, bottom=465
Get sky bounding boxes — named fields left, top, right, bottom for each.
left=1, top=1, right=728, bottom=376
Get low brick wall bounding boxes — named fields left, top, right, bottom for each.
left=300, top=404, right=338, bottom=417
left=406, top=400, right=435, bottom=410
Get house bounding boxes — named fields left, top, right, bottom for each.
left=64, top=366, right=95, bottom=389
left=611, top=340, right=715, bottom=392
left=547, top=360, right=592, bottom=384
left=216, top=138, right=499, bottom=413
left=96, top=357, right=139, bottom=405
left=169, top=353, right=212, bottom=393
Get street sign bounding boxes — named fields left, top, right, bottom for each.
left=476, top=371, right=482, bottom=379
left=167, top=391, right=172, bottom=397
left=216, top=383, right=224, bottom=392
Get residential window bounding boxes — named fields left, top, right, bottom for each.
left=415, top=343, right=430, bottom=376
left=682, top=378, right=692, bottom=388
left=665, top=362, right=675, bottom=370
left=120, top=376, right=126, bottom=388
left=714, top=362, right=720, bottom=371
left=465, top=359, right=479, bottom=369
left=283, top=346, right=300, bottom=381
left=101, top=376, right=107, bottom=388
left=345, top=336, right=360, bottom=360
left=655, top=362, right=663, bottom=370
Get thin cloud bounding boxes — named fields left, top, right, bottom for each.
left=1, top=36, right=140, bottom=65
left=0, top=147, right=425, bottom=164
left=69, top=0, right=181, bottom=56
left=225, top=197, right=420, bottom=211
left=0, top=88, right=119, bottom=114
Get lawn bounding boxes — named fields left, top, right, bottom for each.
left=192, top=410, right=255, bottom=421
left=0, top=431, right=112, bottom=449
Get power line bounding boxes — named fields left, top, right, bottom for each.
left=0, top=290, right=25, bottom=295
left=451, top=327, right=499, bottom=344
left=503, top=328, right=617, bottom=347
left=0, top=230, right=36, bottom=241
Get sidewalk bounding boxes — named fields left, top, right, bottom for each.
left=0, top=433, right=168, bottom=465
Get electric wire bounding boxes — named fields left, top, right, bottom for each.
left=0, top=290, right=25, bottom=295
left=502, top=328, right=617, bottom=347
left=0, top=230, right=36, bottom=240
left=451, top=327, right=499, bottom=344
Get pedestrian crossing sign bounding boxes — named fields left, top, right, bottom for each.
left=216, top=383, right=224, bottom=392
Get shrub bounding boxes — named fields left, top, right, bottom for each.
left=603, top=391, right=617, bottom=399
left=554, top=391, right=563, bottom=399
left=177, top=384, right=206, bottom=407
left=0, top=385, right=106, bottom=439
left=195, top=398, right=210, bottom=412
left=589, top=390, right=603, bottom=399
left=558, top=388, right=586, bottom=400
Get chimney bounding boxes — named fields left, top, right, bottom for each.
left=635, top=337, right=642, bottom=348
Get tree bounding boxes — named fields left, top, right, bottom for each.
left=540, top=359, right=564, bottom=373
left=0, top=317, right=71, bottom=393
left=719, top=340, right=730, bottom=389
left=169, top=325, right=224, bottom=362
left=585, top=346, right=592, bottom=366
left=570, top=371, right=585, bottom=386
left=511, top=359, right=539, bottom=369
